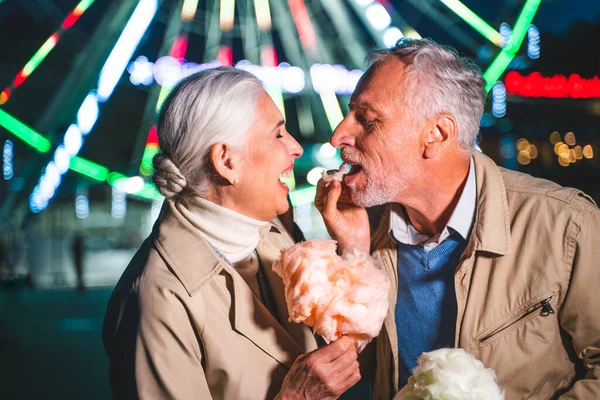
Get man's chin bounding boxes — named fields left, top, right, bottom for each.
left=350, top=188, right=389, bottom=208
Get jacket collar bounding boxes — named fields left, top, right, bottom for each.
left=470, top=150, right=511, bottom=256
left=153, top=199, right=224, bottom=296
left=153, top=200, right=317, bottom=367
left=371, top=151, right=511, bottom=257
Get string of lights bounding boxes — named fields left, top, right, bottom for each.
left=0, top=0, right=96, bottom=105
left=29, top=0, right=159, bottom=213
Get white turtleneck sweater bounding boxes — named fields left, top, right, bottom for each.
left=177, top=196, right=267, bottom=263
left=176, top=197, right=268, bottom=298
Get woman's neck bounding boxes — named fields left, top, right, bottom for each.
left=177, top=196, right=267, bottom=263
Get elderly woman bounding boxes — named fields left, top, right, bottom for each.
left=102, top=68, right=360, bottom=399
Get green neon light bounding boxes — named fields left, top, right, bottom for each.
left=289, top=185, right=317, bottom=207
left=22, top=35, right=58, bottom=77
left=70, top=157, right=109, bottom=181
left=438, top=0, right=501, bottom=46
left=156, top=85, right=173, bottom=113
left=266, top=85, right=286, bottom=119
left=0, top=108, right=51, bottom=152
left=77, top=0, right=95, bottom=11
left=483, top=0, right=542, bottom=91
left=319, top=92, right=344, bottom=132
left=136, top=182, right=161, bottom=200
left=0, top=108, right=156, bottom=200
left=107, top=171, right=127, bottom=185
left=140, top=144, right=160, bottom=176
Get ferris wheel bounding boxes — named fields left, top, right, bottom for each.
left=0, top=0, right=541, bottom=221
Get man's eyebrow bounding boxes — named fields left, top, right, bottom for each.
left=349, top=100, right=381, bottom=115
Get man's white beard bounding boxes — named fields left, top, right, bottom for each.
left=349, top=169, right=404, bottom=208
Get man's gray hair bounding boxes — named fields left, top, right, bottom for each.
left=153, top=67, right=264, bottom=199
left=368, top=38, right=486, bottom=150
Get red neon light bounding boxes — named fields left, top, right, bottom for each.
left=62, top=12, right=82, bottom=29
left=0, top=89, right=10, bottom=105
left=288, top=0, right=317, bottom=52
left=218, top=46, right=233, bottom=66
left=13, top=71, right=27, bottom=88
left=505, top=71, right=600, bottom=99
left=146, top=125, right=159, bottom=146
left=170, top=35, right=188, bottom=60
left=261, top=46, right=278, bottom=67
left=49, top=32, right=60, bottom=46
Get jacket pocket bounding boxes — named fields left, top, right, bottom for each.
left=476, top=293, right=555, bottom=347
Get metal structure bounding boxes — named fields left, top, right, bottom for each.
left=0, top=0, right=543, bottom=225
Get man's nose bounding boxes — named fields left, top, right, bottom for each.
left=330, top=116, right=356, bottom=148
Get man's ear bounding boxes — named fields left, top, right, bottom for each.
left=423, top=115, right=458, bottom=159
left=210, top=142, right=239, bottom=185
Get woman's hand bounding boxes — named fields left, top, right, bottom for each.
left=276, top=336, right=361, bottom=400
left=315, top=180, right=370, bottom=254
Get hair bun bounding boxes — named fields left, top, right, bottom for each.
left=152, top=153, right=188, bottom=198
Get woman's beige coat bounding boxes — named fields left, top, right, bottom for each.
left=102, top=200, right=318, bottom=399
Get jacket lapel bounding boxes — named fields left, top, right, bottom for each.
left=371, top=205, right=400, bottom=393
left=257, top=224, right=319, bottom=355
left=231, top=221, right=316, bottom=369
left=155, top=201, right=315, bottom=368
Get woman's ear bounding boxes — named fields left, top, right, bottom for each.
left=423, top=115, right=458, bottom=159
left=210, top=142, right=240, bottom=185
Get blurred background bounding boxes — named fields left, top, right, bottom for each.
left=0, top=0, right=599, bottom=398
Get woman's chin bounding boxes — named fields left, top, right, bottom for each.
left=278, top=180, right=290, bottom=193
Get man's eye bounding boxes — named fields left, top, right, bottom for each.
left=358, top=116, right=375, bottom=130
left=276, top=132, right=284, bottom=139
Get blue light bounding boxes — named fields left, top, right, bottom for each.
left=527, top=24, right=540, bottom=59
left=491, top=81, right=507, bottom=118
left=3, top=140, right=13, bottom=180
left=499, top=22, right=512, bottom=48
left=75, top=194, right=89, bottom=219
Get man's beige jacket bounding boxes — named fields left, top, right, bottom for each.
left=372, top=151, right=600, bottom=399
left=102, top=200, right=317, bottom=399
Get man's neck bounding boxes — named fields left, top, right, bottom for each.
left=398, top=156, right=471, bottom=236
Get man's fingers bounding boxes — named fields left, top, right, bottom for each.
left=323, top=181, right=342, bottom=218
left=315, top=178, right=330, bottom=212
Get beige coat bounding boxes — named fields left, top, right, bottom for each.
left=372, top=151, right=600, bottom=399
left=102, top=200, right=317, bottom=399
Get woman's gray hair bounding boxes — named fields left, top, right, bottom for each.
left=368, top=38, right=486, bottom=151
left=152, top=67, right=264, bottom=199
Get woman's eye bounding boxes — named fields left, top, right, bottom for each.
left=276, top=132, right=284, bottom=139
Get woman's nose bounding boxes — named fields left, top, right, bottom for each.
left=288, top=136, right=304, bottom=158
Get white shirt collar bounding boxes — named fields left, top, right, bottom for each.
left=389, top=158, right=476, bottom=248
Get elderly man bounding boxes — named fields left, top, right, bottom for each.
left=316, top=39, right=600, bottom=399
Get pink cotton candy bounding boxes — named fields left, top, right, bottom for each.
left=273, top=239, right=390, bottom=352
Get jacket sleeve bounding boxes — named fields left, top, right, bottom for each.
left=558, top=198, right=600, bottom=399
left=108, top=284, right=212, bottom=400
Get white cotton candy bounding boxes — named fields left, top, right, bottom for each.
left=395, top=348, right=505, bottom=400
left=321, top=163, right=350, bottom=186
left=273, top=239, right=390, bottom=352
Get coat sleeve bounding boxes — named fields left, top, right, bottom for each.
left=558, top=198, right=600, bottom=399
left=107, top=282, right=212, bottom=400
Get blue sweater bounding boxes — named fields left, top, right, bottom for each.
left=395, top=233, right=467, bottom=388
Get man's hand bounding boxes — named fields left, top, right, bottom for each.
left=315, top=179, right=370, bottom=254
left=276, top=336, right=361, bottom=400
